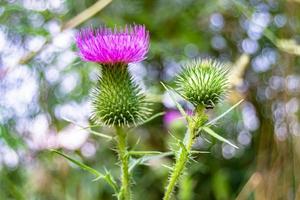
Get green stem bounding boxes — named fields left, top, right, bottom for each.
left=163, top=127, right=196, bottom=200
left=163, top=106, right=206, bottom=200
left=115, top=126, right=131, bottom=200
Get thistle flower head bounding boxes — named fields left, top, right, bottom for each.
left=92, top=64, right=151, bottom=127
left=175, top=59, right=229, bottom=109
left=75, top=24, right=149, bottom=64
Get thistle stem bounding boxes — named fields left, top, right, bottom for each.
left=163, top=127, right=196, bottom=200
left=115, top=126, right=131, bottom=200
left=163, top=106, right=206, bottom=200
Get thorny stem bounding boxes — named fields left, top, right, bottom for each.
left=115, top=126, right=131, bottom=200
left=163, top=106, right=206, bottom=200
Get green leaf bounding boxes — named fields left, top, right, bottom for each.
left=161, top=82, right=188, bottom=119
left=129, top=152, right=173, bottom=172
left=162, top=164, right=173, bottom=170
left=62, top=118, right=113, bottom=140
left=88, top=129, right=113, bottom=140
left=202, top=127, right=239, bottom=149
left=206, top=99, right=244, bottom=126
left=51, top=149, right=103, bottom=177
left=102, top=168, right=119, bottom=193
left=135, top=112, right=165, bottom=127
left=0, top=125, right=25, bottom=149
left=178, top=140, right=187, bottom=154
left=51, top=149, right=118, bottom=192
left=129, top=151, right=163, bottom=156
left=191, top=150, right=210, bottom=154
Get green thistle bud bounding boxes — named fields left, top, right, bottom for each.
left=175, top=59, right=229, bottom=109
left=92, top=63, right=151, bottom=126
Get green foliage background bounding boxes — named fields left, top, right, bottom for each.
left=1, top=0, right=300, bottom=199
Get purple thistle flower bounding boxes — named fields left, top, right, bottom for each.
left=75, top=24, right=150, bottom=64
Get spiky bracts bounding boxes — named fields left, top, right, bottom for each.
left=75, top=25, right=149, bottom=64
left=92, top=64, right=151, bottom=127
left=175, top=59, right=229, bottom=109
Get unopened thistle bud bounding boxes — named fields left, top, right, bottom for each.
left=175, top=59, right=229, bottom=109
left=75, top=25, right=151, bottom=126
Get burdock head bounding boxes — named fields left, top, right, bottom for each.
left=175, top=59, right=229, bottom=109
left=75, top=25, right=151, bottom=126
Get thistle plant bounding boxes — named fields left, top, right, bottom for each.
left=75, top=24, right=151, bottom=200
left=51, top=24, right=241, bottom=200
left=163, top=59, right=232, bottom=200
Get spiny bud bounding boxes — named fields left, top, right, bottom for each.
left=175, top=59, right=229, bottom=109
left=91, top=64, right=151, bottom=126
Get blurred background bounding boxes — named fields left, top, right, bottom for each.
left=1, top=0, right=300, bottom=199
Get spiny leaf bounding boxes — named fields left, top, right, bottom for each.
left=202, top=127, right=239, bottom=149
left=135, top=112, right=165, bottom=127
left=206, top=99, right=244, bottom=126
left=178, top=140, right=187, bottom=154
left=102, top=168, right=118, bottom=193
left=51, top=149, right=118, bottom=192
left=161, top=82, right=188, bottom=119
left=129, top=152, right=173, bottom=172
left=51, top=149, right=103, bottom=177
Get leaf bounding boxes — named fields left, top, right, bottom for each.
left=178, top=140, right=187, bottom=153
left=161, top=82, right=188, bottom=119
left=162, top=164, right=173, bottom=170
left=191, top=150, right=210, bottom=154
left=51, top=149, right=118, bottom=192
left=206, top=99, right=243, bottom=126
left=0, top=125, right=25, bottom=149
left=62, top=118, right=113, bottom=140
left=135, top=112, right=165, bottom=127
left=102, top=168, right=118, bottom=193
left=88, top=129, right=113, bottom=140
left=51, top=149, right=103, bottom=177
left=129, top=152, right=173, bottom=172
left=202, top=127, right=239, bottom=149
left=129, top=151, right=163, bottom=156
